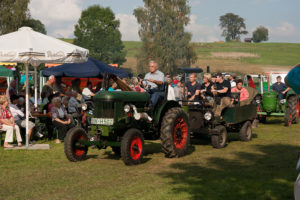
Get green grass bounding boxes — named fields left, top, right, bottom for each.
left=1, top=118, right=299, bottom=200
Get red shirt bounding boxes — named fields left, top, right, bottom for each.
left=0, top=106, right=11, bottom=129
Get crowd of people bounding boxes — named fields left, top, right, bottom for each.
left=0, top=60, right=290, bottom=147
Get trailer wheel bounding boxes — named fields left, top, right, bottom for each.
left=64, top=127, right=88, bottom=162
left=121, top=128, right=144, bottom=165
left=288, top=96, right=299, bottom=124
left=284, top=107, right=293, bottom=127
left=211, top=125, right=227, bottom=149
left=160, top=107, right=190, bottom=158
left=240, top=121, right=252, bottom=141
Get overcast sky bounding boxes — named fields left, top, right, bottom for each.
left=29, top=0, right=300, bottom=43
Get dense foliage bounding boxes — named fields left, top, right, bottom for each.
left=253, top=26, right=269, bottom=43
left=134, top=0, right=196, bottom=73
left=74, top=5, right=126, bottom=65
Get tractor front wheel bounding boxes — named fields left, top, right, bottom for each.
left=211, top=125, right=227, bottom=148
left=160, top=107, right=190, bottom=158
left=240, top=121, right=252, bottom=141
left=121, top=128, right=144, bottom=165
left=64, top=127, right=89, bottom=162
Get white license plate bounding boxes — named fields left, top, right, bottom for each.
left=91, top=118, right=114, bottom=125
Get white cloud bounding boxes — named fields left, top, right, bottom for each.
left=116, top=14, right=140, bottom=41
left=186, top=15, right=221, bottom=42
left=29, top=0, right=82, bottom=37
left=269, top=22, right=300, bottom=42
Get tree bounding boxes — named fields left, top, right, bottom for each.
left=74, top=5, right=126, bottom=65
left=252, top=26, right=269, bottom=43
left=219, top=13, right=248, bottom=42
left=134, top=0, right=196, bottom=74
left=23, top=18, right=47, bottom=34
left=0, top=0, right=30, bottom=35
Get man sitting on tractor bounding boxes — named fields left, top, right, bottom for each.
left=212, top=73, right=232, bottom=116
left=143, top=60, right=165, bottom=108
left=186, top=73, right=201, bottom=101
left=272, top=76, right=290, bottom=101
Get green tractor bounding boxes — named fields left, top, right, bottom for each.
left=64, top=74, right=190, bottom=165
left=244, top=72, right=299, bottom=126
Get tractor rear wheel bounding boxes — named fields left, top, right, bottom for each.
left=160, top=107, right=190, bottom=158
left=121, top=128, right=144, bottom=165
left=288, top=96, right=299, bottom=124
left=284, top=107, right=293, bottom=127
left=211, top=125, right=227, bottom=148
left=240, top=121, right=252, bottom=141
left=64, top=127, right=88, bottom=162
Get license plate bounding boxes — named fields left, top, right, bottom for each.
left=91, top=118, right=114, bottom=125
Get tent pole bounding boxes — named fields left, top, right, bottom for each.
left=25, top=63, right=29, bottom=148
left=34, top=66, right=37, bottom=108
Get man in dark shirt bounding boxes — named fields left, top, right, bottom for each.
left=272, top=76, right=290, bottom=101
left=186, top=73, right=201, bottom=100
left=212, top=73, right=232, bottom=116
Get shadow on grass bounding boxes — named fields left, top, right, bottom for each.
left=158, top=144, right=297, bottom=200
left=264, top=118, right=284, bottom=124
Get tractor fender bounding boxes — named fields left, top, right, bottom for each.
left=153, top=100, right=180, bottom=126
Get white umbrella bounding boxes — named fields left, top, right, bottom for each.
left=0, top=27, right=89, bottom=148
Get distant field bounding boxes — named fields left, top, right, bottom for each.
left=60, top=39, right=300, bottom=74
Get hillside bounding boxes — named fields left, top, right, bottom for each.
left=60, top=39, right=300, bottom=74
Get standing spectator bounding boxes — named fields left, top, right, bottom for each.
left=229, top=74, right=236, bottom=88
left=9, top=95, right=38, bottom=142
left=51, top=97, right=74, bottom=143
left=6, top=79, right=17, bottom=98
left=247, top=75, right=256, bottom=89
left=0, top=96, right=22, bottom=148
left=82, top=82, right=95, bottom=101
left=166, top=78, right=176, bottom=101
left=272, top=76, right=290, bottom=101
left=174, top=81, right=184, bottom=101
left=42, top=75, right=55, bottom=97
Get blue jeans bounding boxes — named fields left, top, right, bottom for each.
left=149, top=88, right=164, bottom=108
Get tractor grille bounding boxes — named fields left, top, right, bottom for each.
left=94, top=101, right=114, bottom=118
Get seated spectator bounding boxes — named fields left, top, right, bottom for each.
left=9, top=95, right=38, bottom=143
left=229, top=73, right=236, bottom=88
left=95, top=82, right=102, bottom=93
left=51, top=97, right=74, bottom=144
left=200, top=73, right=213, bottom=97
left=132, top=77, right=145, bottom=92
left=166, top=78, right=176, bottom=101
left=0, top=95, right=22, bottom=148
left=82, top=82, right=95, bottom=101
left=231, top=79, right=250, bottom=103
left=17, top=97, right=25, bottom=112
left=108, top=82, right=118, bottom=91
left=68, top=91, right=81, bottom=116
left=272, top=76, right=290, bottom=101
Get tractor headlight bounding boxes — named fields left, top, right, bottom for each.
left=256, top=100, right=260, bottom=104
left=204, top=112, right=212, bottom=121
left=82, top=103, right=87, bottom=111
left=124, top=104, right=131, bottom=113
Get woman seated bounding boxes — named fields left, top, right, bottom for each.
left=200, top=73, right=213, bottom=102
left=0, top=96, right=22, bottom=148
left=231, top=79, right=249, bottom=104
left=51, top=97, right=74, bottom=144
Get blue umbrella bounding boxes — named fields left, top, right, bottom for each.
left=42, top=57, right=132, bottom=78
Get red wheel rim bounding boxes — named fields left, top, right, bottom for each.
left=130, top=136, right=142, bottom=160
left=173, top=118, right=188, bottom=150
left=289, top=113, right=292, bottom=126
left=74, top=133, right=86, bottom=157
left=297, top=100, right=299, bottom=119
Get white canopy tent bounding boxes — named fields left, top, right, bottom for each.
left=0, top=27, right=89, bottom=148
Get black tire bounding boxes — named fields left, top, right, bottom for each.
left=121, top=128, right=144, bottom=165
left=240, top=121, right=252, bottom=141
left=112, top=147, right=121, bottom=155
left=288, top=96, right=299, bottom=124
left=211, top=125, right=227, bottom=149
left=160, top=107, right=190, bottom=158
left=284, top=107, right=293, bottom=127
left=64, top=127, right=88, bottom=162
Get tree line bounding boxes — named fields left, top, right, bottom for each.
left=0, top=0, right=269, bottom=74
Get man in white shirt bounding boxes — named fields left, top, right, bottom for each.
left=229, top=74, right=236, bottom=88
left=82, top=82, right=95, bottom=101
left=9, top=95, right=37, bottom=142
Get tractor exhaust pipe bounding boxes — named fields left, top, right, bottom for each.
left=132, top=105, right=152, bottom=122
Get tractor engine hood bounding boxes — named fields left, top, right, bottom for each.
left=94, top=91, right=150, bottom=103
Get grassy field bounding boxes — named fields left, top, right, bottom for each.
left=1, top=118, right=299, bottom=200
left=60, top=38, right=300, bottom=74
